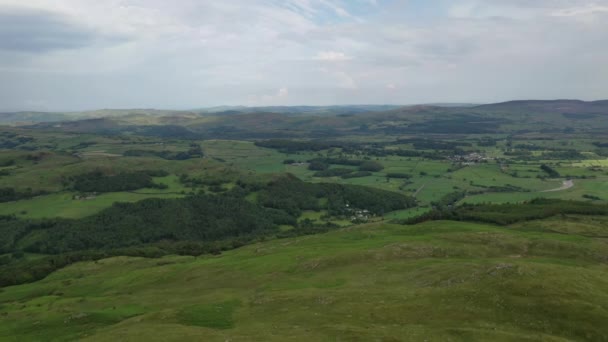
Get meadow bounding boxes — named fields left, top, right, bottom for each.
left=0, top=175, right=188, bottom=219
left=2, top=218, right=608, bottom=341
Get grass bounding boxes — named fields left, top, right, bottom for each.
left=0, top=191, right=185, bottom=219
left=202, top=140, right=292, bottom=174
left=384, top=207, right=431, bottom=220
left=1, top=219, right=608, bottom=341
left=461, top=177, right=608, bottom=205
left=298, top=210, right=353, bottom=227
left=177, top=300, right=241, bottom=329
left=298, top=210, right=327, bottom=222
left=0, top=174, right=196, bottom=219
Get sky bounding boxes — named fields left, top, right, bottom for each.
left=0, top=0, right=607, bottom=111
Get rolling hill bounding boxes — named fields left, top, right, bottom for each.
left=475, top=99, right=608, bottom=115
left=2, top=218, right=608, bottom=341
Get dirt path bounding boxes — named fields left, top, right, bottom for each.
left=414, top=184, right=426, bottom=197
left=541, top=179, right=574, bottom=192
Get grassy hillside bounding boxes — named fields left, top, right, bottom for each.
left=2, top=219, right=608, bottom=341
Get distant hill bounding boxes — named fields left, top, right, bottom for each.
left=28, top=117, right=121, bottom=133
left=0, top=109, right=190, bottom=125
left=422, top=103, right=480, bottom=107
left=0, top=106, right=400, bottom=125
left=3, top=100, right=607, bottom=126
left=196, top=105, right=404, bottom=116
left=0, top=112, right=71, bottom=125
left=4, top=100, right=608, bottom=137
left=475, top=100, right=608, bottom=115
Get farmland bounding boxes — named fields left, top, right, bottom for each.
left=4, top=132, right=607, bottom=220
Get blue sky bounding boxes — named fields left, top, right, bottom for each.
left=0, top=0, right=607, bottom=111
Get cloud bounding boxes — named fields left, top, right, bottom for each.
left=247, top=87, right=289, bottom=105
left=0, top=0, right=607, bottom=110
left=277, top=87, right=289, bottom=97
left=550, top=4, right=608, bottom=17
left=314, top=51, right=353, bottom=61
left=334, top=71, right=357, bottom=89
left=0, top=7, right=126, bottom=53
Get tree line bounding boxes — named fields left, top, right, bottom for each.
left=399, top=199, right=608, bottom=226
left=64, top=170, right=169, bottom=193
left=0, top=187, right=48, bottom=203
left=123, top=143, right=203, bottom=160
left=307, top=158, right=384, bottom=177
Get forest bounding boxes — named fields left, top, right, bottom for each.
left=0, top=187, right=48, bottom=203
left=64, top=170, right=169, bottom=193
left=123, top=143, right=204, bottom=160
left=257, top=175, right=416, bottom=216
left=401, top=199, right=608, bottom=226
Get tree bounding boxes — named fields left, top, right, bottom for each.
left=359, top=161, right=384, bottom=172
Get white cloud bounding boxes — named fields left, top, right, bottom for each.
left=277, top=87, right=289, bottom=97
left=314, top=51, right=353, bottom=61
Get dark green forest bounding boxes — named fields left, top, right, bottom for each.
left=400, top=199, right=608, bottom=226
left=0, top=187, right=48, bottom=203
left=65, top=170, right=169, bottom=193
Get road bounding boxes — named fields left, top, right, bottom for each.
left=541, top=179, right=574, bottom=192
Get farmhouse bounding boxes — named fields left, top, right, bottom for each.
left=345, top=205, right=372, bottom=222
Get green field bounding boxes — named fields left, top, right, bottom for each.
left=0, top=175, right=189, bottom=219
left=3, top=125, right=608, bottom=219
left=2, top=219, right=608, bottom=341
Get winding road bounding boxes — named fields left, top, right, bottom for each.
left=541, top=179, right=574, bottom=192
